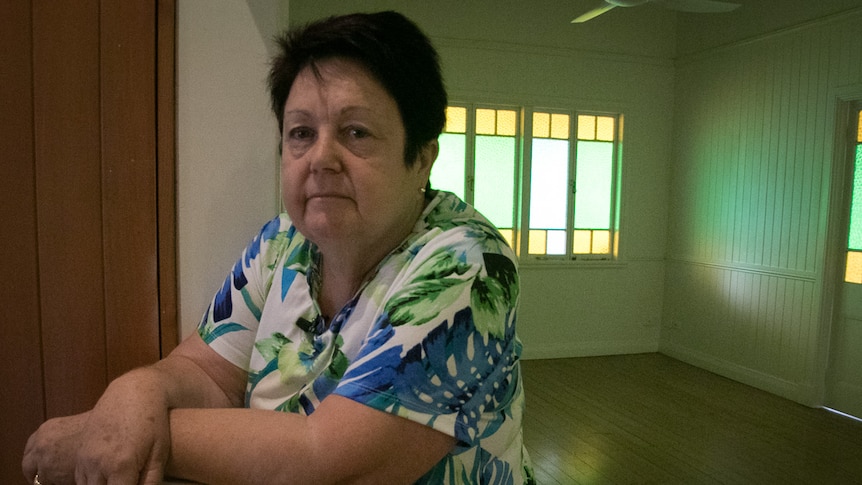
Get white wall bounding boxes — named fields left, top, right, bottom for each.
left=662, top=5, right=862, bottom=405
left=176, top=1, right=286, bottom=338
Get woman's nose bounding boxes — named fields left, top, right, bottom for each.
left=308, top=131, right=342, bottom=173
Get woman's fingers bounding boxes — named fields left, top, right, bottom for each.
left=22, top=413, right=90, bottom=484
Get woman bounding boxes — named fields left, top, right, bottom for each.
left=23, top=11, right=533, bottom=484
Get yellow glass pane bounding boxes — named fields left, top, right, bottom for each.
left=551, top=114, right=569, bottom=139
left=596, top=116, right=615, bottom=141
left=846, top=251, right=862, bottom=284
left=572, top=230, right=592, bottom=254
left=529, top=229, right=547, bottom=254
left=498, top=229, right=514, bottom=250
left=533, top=112, right=550, bottom=138
left=592, top=230, right=610, bottom=254
left=445, top=106, right=467, bottom=133
left=497, top=110, right=517, bottom=136
left=578, top=115, right=596, bottom=140
left=476, top=109, right=496, bottom=135
left=857, top=110, right=861, bottom=142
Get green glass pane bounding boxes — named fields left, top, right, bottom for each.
left=475, top=135, right=515, bottom=229
left=431, top=132, right=466, bottom=200
left=530, top=138, right=569, bottom=230
left=849, top=144, right=862, bottom=250
left=575, top=140, right=613, bottom=229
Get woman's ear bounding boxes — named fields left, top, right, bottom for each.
left=416, top=140, right=439, bottom=176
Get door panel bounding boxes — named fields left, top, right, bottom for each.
left=0, top=1, right=175, bottom=481
left=0, top=1, right=46, bottom=480
left=32, top=0, right=109, bottom=418
left=100, top=0, right=161, bottom=380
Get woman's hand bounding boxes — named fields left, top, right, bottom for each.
left=22, top=411, right=90, bottom=484
left=22, top=334, right=245, bottom=484
left=72, top=370, right=172, bottom=484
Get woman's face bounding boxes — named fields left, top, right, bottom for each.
left=280, top=58, right=434, bottom=254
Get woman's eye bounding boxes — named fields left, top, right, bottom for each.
left=288, top=127, right=315, bottom=141
left=347, top=127, right=370, bottom=139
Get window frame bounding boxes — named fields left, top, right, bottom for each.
left=521, top=109, right=624, bottom=263
left=435, top=102, right=623, bottom=265
left=844, top=103, right=862, bottom=284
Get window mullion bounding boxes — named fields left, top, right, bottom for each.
left=519, top=109, right=533, bottom=258
left=567, top=111, right=577, bottom=260
left=610, top=114, right=623, bottom=258
left=465, top=106, right=477, bottom=204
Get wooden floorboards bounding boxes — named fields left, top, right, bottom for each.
left=521, top=353, right=862, bottom=484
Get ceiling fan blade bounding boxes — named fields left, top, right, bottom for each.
left=652, top=0, right=741, bottom=13
left=572, top=1, right=617, bottom=23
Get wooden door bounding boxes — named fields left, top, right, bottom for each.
left=0, top=1, right=176, bottom=481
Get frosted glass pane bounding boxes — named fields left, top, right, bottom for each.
left=445, top=106, right=466, bottom=133
left=551, top=114, right=569, bottom=139
left=476, top=109, right=496, bottom=135
left=846, top=251, right=862, bottom=284
left=592, top=230, right=610, bottom=254
left=475, top=135, right=515, bottom=229
left=849, top=145, right=862, bottom=250
left=528, top=229, right=546, bottom=254
left=578, top=115, right=595, bottom=140
left=572, top=230, right=591, bottom=254
left=497, top=110, right=517, bottom=136
left=596, top=116, right=615, bottom=141
left=533, top=112, right=550, bottom=138
left=431, top=133, right=466, bottom=199
left=530, top=138, right=569, bottom=229
left=546, top=230, right=566, bottom=255
left=575, top=140, right=613, bottom=229
left=498, top=229, right=514, bottom=249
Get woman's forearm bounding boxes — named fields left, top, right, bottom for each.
left=165, top=407, right=316, bottom=485
left=164, top=395, right=455, bottom=485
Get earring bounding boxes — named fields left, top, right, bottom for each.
left=419, top=187, right=426, bottom=193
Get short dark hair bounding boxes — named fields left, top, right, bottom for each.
left=268, top=11, right=447, bottom=166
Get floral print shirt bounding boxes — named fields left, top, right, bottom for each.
left=198, top=191, right=534, bottom=484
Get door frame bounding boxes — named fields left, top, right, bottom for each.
left=820, top=85, right=862, bottom=412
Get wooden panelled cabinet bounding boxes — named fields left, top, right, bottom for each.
left=0, top=1, right=177, bottom=481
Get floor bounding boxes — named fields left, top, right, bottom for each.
left=520, top=353, right=862, bottom=485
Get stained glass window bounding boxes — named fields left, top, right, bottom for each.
left=529, top=112, right=569, bottom=255
left=432, top=105, right=621, bottom=261
left=432, top=106, right=517, bottom=249
left=525, top=112, right=620, bottom=258
left=434, top=106, right=468, bottom=200
left=845, top=108, right=862, bottom=284
left=573, top=115, right=616, bottom=256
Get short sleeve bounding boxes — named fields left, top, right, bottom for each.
left=197, top=215, right=292, bottom=370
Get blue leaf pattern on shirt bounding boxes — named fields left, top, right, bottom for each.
left=397, top=307, right=516, bottom=446
left=211, top=277, right=233, bottom=323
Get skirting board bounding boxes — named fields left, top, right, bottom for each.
left=659, top=341, right=817, bottom=406
left=521, top=339, right=659, bottom=360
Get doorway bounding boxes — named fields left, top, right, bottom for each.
left=826, top=100, right=862, bottom=419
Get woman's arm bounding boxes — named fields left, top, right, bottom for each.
left=23, top=333, right=247, bottom=484
left=166, top=394, right=456, bottom=485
